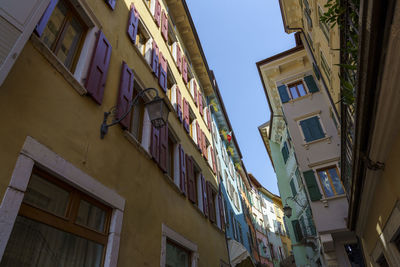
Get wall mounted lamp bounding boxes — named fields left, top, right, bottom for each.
left=283, top=196, right=307, bottom=218
left=100, top=87, right=170, bottom=139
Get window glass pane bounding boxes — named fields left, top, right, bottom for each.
left=76, top=200, right=107, bottom=233
left=166, top=241, right=190, bottom=267
left=289, top=86, right=300, bottom=99
left=0, top=216, right=103, bottom=267
left=23, top=173, right=70, bottom=217
left=328, top=168, right=345, bottom=195
left=41, top=1, right=68, bottom=49
left=318, top=170, right=335, bottom=197
left=56, top=17, right=83, bottom=69
left=298, top=83, right=306, bottom=96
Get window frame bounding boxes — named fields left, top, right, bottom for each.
left=287, top=81, right=307, bottom=100
left=315, top=165, right=345, bottom=197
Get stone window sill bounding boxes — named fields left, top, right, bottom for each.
left=302, top=136, right=332, bottom=149
left=123, top=130, right=152, bottom=160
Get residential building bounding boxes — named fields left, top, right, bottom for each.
left=0, top=0, right=230, bottom=266
left=257, top=33, right=361, bottom=265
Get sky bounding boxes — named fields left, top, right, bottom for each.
left=185, top=0, right=295, bottom=195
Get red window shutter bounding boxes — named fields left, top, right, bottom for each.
left=35, top=0, right=59, bottom=37
left=127, top=4, right=139, bottom=44
left=176, top=45, right=182, bottom=73
left=207, top=181, right=216, bottom=223
left=202, top=132, right=208, bottom=160
left=105, top=0, right=116, bottom=10
left=182, top=56, right=188, bottom=84
left=151, top=40, right=159, bottom=77
left=178, top=144, right=187, bottom=195
left=150, top=126, right=160, bottom=163
left=116, top=62, right=134, bottom=129
left=85, top=31, right=112, bottom=105
left=176, top=86, right=182, bottom=122
left=158, top=52, right=167, bottom=92
left=154, top=0, right=161, bottom=27
left=211, top=147, right=216, bottom=174
left=193, top=81, right=198, bottom=106
left=196, top=121, right=201, bottom=150
left=161, top=11, right=168, bottom=42
left=186, top=155, right=196, bottom=203
left=158, top=124, right=168, bottom=173
left=198, top=92, right=203, bottom=116
left=218, top=194, right=225, bottom=230
left=183, top=98, right=190, bottom=133
left=201, top=174, right=208, bottom=217
left=207, top=109, right=211, bottom=131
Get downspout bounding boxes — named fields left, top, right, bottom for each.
left=286, top=27, right=340, bottom=122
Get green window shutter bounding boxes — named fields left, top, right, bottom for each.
left=304, top=75, right=319, bottom=93
left=278, top=85, right=290, bottom=103
left=303, top=170, right=322, bottom=201
left=290, top=179, right=297, bottom=197
left=300, top=120, right=313, bottom=142
left=309, top=117, right=325, bottom=140
left=281, top=142, right=289, bottom=163
left=291, top=220, right=303, bottom=242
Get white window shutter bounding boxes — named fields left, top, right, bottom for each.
left=0, top=0, right=51, bottom=86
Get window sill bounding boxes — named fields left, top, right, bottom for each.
left=287, top=93, right=314, bottom=103
left=302, top=136, right=331, bottom=149
left=320, top=193, right=347, bottom=207
left=123, top=130, right=152, bottom=160
left=30, top=34, right=87, bottom=96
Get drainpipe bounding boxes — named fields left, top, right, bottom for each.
left=286, top=26, right=340, bottom=123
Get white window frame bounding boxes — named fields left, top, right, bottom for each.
left=0, top=136, right=125, bottom=267
left=160, top=224, right=199, bottom=267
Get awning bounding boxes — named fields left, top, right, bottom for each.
left=228, top=239, right=255, bottom=267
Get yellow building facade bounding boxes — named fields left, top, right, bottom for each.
left=0, top=0, right=229, bottom=266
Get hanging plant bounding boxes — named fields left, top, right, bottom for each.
left=210, top=99, right=219, bottom=113
left=228, top=146, right=234, bottom=156
left=220, top=129, right=227, bottom=140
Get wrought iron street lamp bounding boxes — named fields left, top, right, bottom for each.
left=283, top=196, right=307, bottom=218
left=100, top=87, right=170, bottom=139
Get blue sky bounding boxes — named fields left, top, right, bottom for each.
left=185, top=0, right=295, bottom=195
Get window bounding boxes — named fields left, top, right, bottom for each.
left=281, top=141, right=289, bottom=163
left=167, top=66, right=176, bottom=101
left=167, top=129, right=177, bottom=179
left=317, top=166, right=344, bottom=197
left=320, top=51, right=331, bottom=83
left=130, top=80, right=145, bottom=142
left=299, top=116, right=325, bottom=142
left=288, top=81, right=307, bottom=99
left=0, top=168, right=111, bottom=267
left=290, top=179, right=297, bottom=197
left=39, top=0, right=87, bottom=71
left=189, top=107, right=196, bottom=142
left=166, top=240, right=190, bottom=267
left=135, top=21, right=152, bottom=64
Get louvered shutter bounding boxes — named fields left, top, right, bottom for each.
left=278, top=85, right=290, bottom=103
left=176, top=86, right=182, bottom=122
left=116, top=62, right=134, bottom=129
left=159, top=124, right=168, bottom=173
left=203, top=133, right=208, bottom=160
left=150, top=126, right=160, bottom=163
left=211, top=147, right=216, bottom=174
left=176, top=45, right=182, bottom=73
left=159, top=52, right=167, bottom=92
left=105, top=0, right=116, bottom=10
left=193, top=80, right=198, bottom=106
left=291, top=220, right=303, bottom=242
left=207, top=181, right=216, bottom=223
left=309, top=117, right=325, bottom=139
left=183, top=98, right=189, bottom=133
left=201, top=174, right=208, bottom=217
left=85, top=31, right=112, bottom=105
left=196, top=121, right=201, bottom=150
left=186, top=155, right=196, bottom=203
left=304, top=75, right=319, bottom=93
left=151, top=41, right=159, bottom=77
left=218, top=194, right=225, bottom=230
left=182, top=56, right=188, bottom=84
left=127, top=4, right=139, bottom=44
left=303, top=170, right=322, bottom=201
left=207, top=109, right=211, bottom=131
left=161, top=10, right=168, bottom=41
left=300, top=119, right=313, bottom=142
left=35, top=0, right=58, bottom=37
left=199, top=92, right=203, bottom=116
left=306, top=208, right=317, bottom=236
left=290, top=179, right=297, bottom=197
left=178, top=144, right=187, bottom=195
left=154, top=0, right=161, bottom=27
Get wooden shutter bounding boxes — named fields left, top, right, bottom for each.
left=127, top=4, right=139, bottom=44
left=207, top=108, right=212, bottom=131
left=150, top=126, right=160, bottom=163
left=178, top=144, right=187, bottom=195
left=182, top=56, right=188, bottom=84
left=186, top=155, right=196, bottom=203
left=309, top=117, right=325, bottom=139
left=159, top=52, right=167, bottom=92
left=291, top=219, right=303, bottom=242
left=203, top=133, right=208, bottom=160
left=116, top=62, right=134, bottom=129
left=306, top=208, right=317, bottom=235
left=183, top=98, right=189, bottom=133
left=151, top=40, right=159, bottom=77
left=161, top=10, right=168, bottom=42
left=0, top=0, right=51, bottom=85
left=105, top=0, right=116, bottom=10
left=277, top=85, right=290, bottom=103
left=211, top=147, right=216, bottom=173
left=193, top=80, right=198, bottom=106
left=300, top=119, right=313, bottom=142
left=207, top=181, right=216, bottom=222
left=35, top=0, right=58, bottom=37
left=303, top=170, right=322, bottom=201
left=158, top=124, right=168, bottom=172
left=289, top=179, right=297, bottom=197
left=85, top=31, right=112, bottom=105
left=218, top=194, right=225, bottom=230
left=176, top=45, right=182, bottom=73
left=198, top=92, right=203, bottom=116
left=304, top=75, right=319, bottom=93
left=196, top=121, right=201, bottom=150
left=201, top=174, right=208, bottom=217
left=176, top=86, right=182, bottom=122
left=154, top=0, right=161, bottom=27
